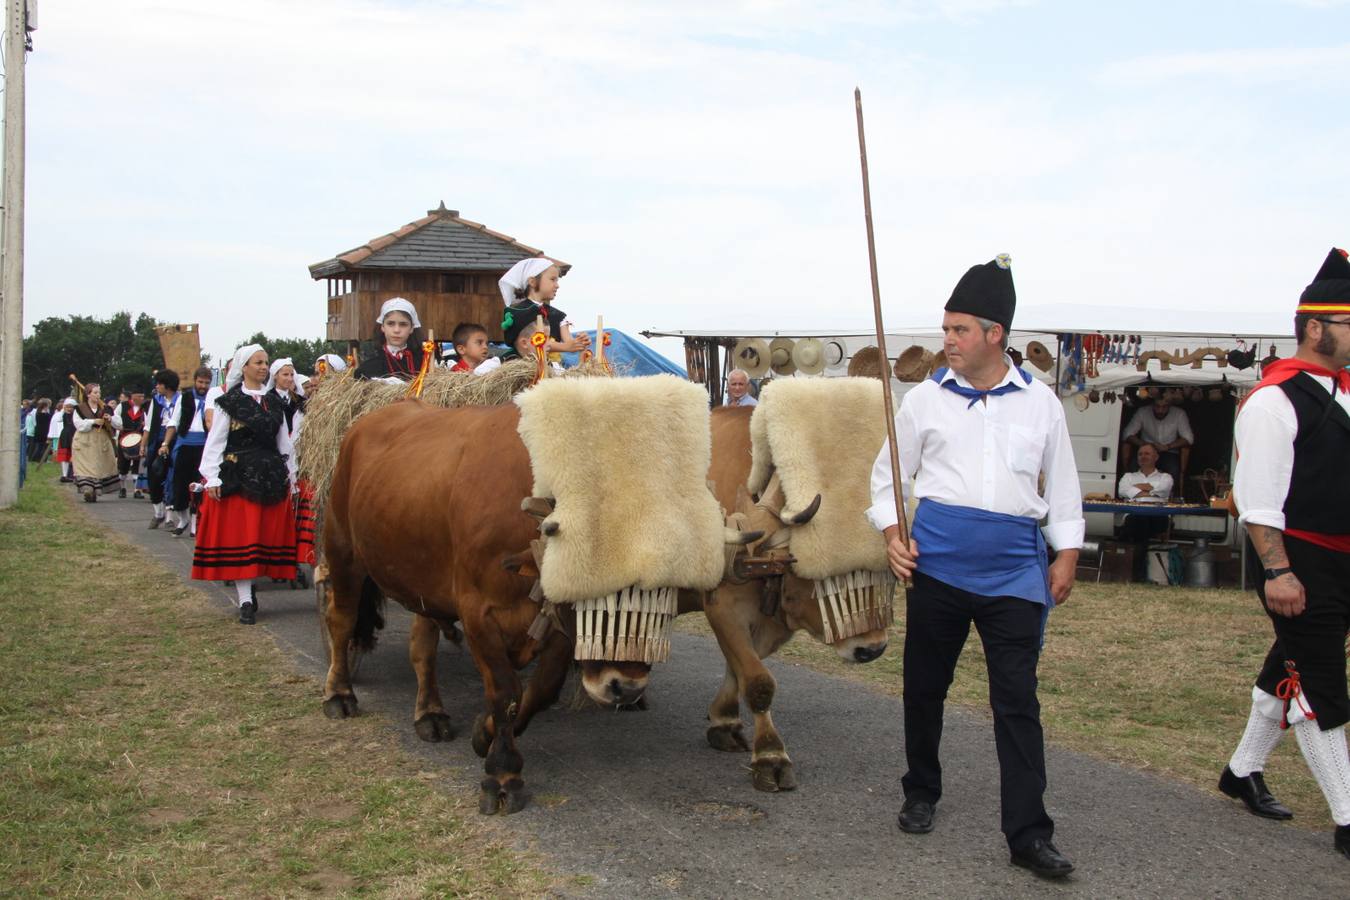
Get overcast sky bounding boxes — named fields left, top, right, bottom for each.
left=19, top=0, right=1350, bottom=364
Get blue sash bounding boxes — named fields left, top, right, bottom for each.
left=912, top=498, right=1052, bottom=609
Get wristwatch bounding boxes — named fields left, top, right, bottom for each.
left=1262, top=566, right=1293, bottom=581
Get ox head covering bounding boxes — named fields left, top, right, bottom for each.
left=1297, top=248, right=1350, bottom=315
left=226, top=343, right=266, bottom=390
left=264, top=358, right=294, bottom=393
left=375, top=297, right=421, bottom=329
left=316, top=353, right=348, bottom=374
left=498, top=257, right=556, bottom=306
left=944, top=253, right=1016, bottom=331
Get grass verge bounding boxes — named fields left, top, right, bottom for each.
left=678, top=579, right=1334, bottom=829
left=0, top=472, right=553, bottom=897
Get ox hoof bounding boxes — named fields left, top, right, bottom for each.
left=707, top=722, right=750, bottom=753
left=414, top=712, right=455, bottom=743
left=323, top=694, right=358, bottom=719
left=750, top=757, right=797, bottom=793
left=478, top=778, right=529, bottom=816
left=471, top=713, right=492, bottom=759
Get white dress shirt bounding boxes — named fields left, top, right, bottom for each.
left=1234, top=373, right=1350, bottom=531
left=867, top=360, right=1085, bottom=551
left=1123, top=406, right=1194, bottom=447
left=199, top=387, right=297, bottom=492
left=727, top=394, right=758, bottom=407
left=1117, top=468, right=1173, bottom=501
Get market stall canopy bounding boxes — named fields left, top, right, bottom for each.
left=560, top=329, right=687, bottom=378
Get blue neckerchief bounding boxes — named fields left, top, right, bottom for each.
left=932, top=365, right=1033, bottom=408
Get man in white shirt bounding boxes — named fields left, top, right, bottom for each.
left=725, top=369, right=758, bottom=407
left=1122, top=396, right=1193, bottom=488
left=1218, top=247, right=1350, bottom=861
left=1117, top=442, right=1173, bottom=501
left=869, top=254, right=1082, bottom=880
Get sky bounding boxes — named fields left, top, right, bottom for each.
left=16, top=0, right=1350, bottom=365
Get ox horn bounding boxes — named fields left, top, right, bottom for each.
left=778, top=493, right=821, bottom=526
left=724, top=527, right=765, bottom=545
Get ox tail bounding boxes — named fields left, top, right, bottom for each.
left=353, top=577, right=386, bottom=653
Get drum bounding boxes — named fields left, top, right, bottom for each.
left=119, top=432, right=143, bottom=458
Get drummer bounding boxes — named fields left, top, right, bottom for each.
left=112, top=389, right=148, bottom=499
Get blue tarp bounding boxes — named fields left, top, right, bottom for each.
left=560, top=329, right=686, bottom=377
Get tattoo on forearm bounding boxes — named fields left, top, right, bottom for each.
left=1249, top=525, right=1289, bottom=568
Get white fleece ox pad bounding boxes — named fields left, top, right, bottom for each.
left=515, top=375, right=725, bottom=606
left=747, top=377, right=896, bottom=643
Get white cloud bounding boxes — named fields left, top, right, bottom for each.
left=1100, top=43, right=1350, bottom=85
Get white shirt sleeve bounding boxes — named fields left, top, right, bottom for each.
left=1234, top=388, right=1297, bottom=531
left=72, top=409, right=98, bottom=433
left=473, top=357, right=502, bottom=375
left=47, top=413, right=64, bottom=440
left=277, top=415, right=297, bottom=490
left=866, top=398, right=919, bottom=532
left=110, top=403, right=125, bottom=431
left=198, top=404, right=230, bottom=489
left=1118, top=472, right=1141, bottom=500
left=1122, top=408, right=1144, bottom=440
left=1039, top=404, right=1086, bottom=551
left=1175, top=409, right=1194, bottom=445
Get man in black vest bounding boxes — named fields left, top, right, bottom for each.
left=1220, top=247, right=1350, bottom=861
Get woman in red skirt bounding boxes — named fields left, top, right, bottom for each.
left=192, top=344, right=297, bottom=625
left=264, top=357, right=316, bottom=578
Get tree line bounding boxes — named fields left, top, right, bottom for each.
left=22, top=312, right=340, bottom=400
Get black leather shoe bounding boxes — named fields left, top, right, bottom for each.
left=239, top=601, right=256, bottom=625
left=118, top=488, right=127, bottom=499
left=1219, top=766, right=1293, bottom=820
left=148, top=516, right=163, bottom=530
left=171, top=523, right=188, bottom=537
left=1010, top=839, right=1074, bottom=879
left=897, top=798, right=935, bottom=834
left=1335, top=824, right=1349, bottom=860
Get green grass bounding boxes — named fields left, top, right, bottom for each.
left=0, top=471, right=553, bottom=897
left=678, top=579, right=1336, bottom=829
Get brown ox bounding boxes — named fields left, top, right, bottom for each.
left=320, top=401, right=650, bottom=814
left=696, top=405, right=891, bottom=792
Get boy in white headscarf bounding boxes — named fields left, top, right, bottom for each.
left=355, top=298, right=430, bottom=380
left=498, top=258, right=591, bottom=358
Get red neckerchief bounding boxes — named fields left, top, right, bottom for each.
left=383, top=345, right=414, bottom=375
left=450, top=358, right=472, bottom=372
left=1249, top=357, right=1350, bottom=397
left=126, top=404, right=144, bottom=423
left=1244, top=357, right=1350, bottom=551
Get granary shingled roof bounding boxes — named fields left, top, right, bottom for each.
left=308, top=202, right=571, bottom=279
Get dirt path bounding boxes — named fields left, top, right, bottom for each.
left=86, top=497, right=1344, bottom=898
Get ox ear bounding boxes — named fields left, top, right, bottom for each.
left=501, top=549, right=540, bottom=579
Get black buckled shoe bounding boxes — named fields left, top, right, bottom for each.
left=1011, top=839, right=1074, bottom=879
left=118, top=488, right=127, bottom=499
left=1219, top=766, right=1293, bottom=820
left=239, top=601, right=256, bottom=625
left=897, top=798, right=935, bottom=834
left=1336, top=824, right=1349, bottom=860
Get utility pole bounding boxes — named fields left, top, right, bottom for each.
left=0, top=0, right=28, bottom=508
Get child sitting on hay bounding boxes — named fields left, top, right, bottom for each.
left=449, top=321, right=498, bottom=374
left=497, top=258, right=590, bottom=358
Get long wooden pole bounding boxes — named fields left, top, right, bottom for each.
left=0, top=1, right=27, bottom=507
left=854, top=88, right=909, bottom=550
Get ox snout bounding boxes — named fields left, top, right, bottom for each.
left=580, top=661, right=651, bottom=707
left=833, top=631, right=889, bottom=664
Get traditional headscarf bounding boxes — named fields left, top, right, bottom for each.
left=227, top=343, right=266, bottom=390
left=316, top=353, right=348, bottom=373
left=376, top=297, right=421, bottom=329
left=498, top=257, right=556, bottom=306
left=264, top=358, right=295, bottom=393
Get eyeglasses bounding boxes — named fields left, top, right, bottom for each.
left=1313, top=317, right=1350, bottom=328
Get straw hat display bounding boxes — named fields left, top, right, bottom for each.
left=731, top=338, right=771, bottom=379
left=893, top=345, right=934, bottom=382
left=792, top=338, right=827, bottom=376
left=1025, top=341, right=1054, bottom=372
left=847, top=345, right=885, bottom=379
left=769, top=337, right=797, bottom=376
left=823, top=340, right=847, bottom=372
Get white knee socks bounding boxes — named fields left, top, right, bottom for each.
left=1293, top=720, right=1350, bottom=827
left=1229, top=690, right=1287, bottom=777
left=235, top=579, right=254, bottom=608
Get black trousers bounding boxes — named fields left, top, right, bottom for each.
left=171, top=443, right=205, bottom=512
left=901, top=570, right=1054, bottom=850
left=1247, top=535, right=1350, bottom=731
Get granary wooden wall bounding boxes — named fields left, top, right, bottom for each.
left=326, top=271, right=506, bottom=342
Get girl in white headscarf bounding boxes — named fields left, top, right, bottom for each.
left=191, top=344, right=299, bottom=625
left=355, top=298, right=430, bottom=380
left=265, top=357, right=315, bottom=579
left=498, top=258, right=591, bottom=357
